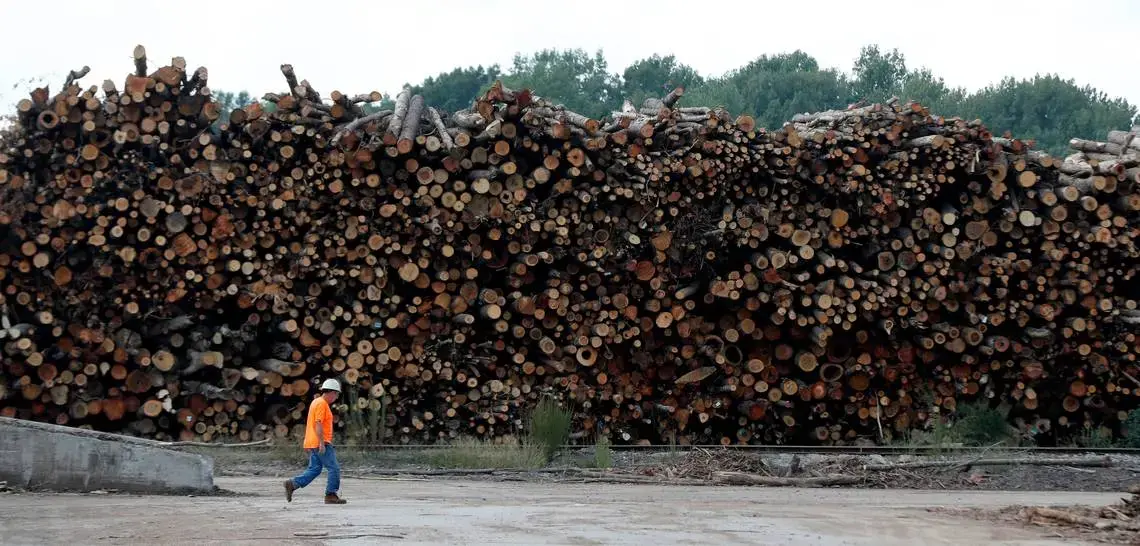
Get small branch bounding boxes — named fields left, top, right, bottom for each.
left=712, top=471, right=861, bottom=487
left=874, top=397, right=884, bottom=442
left=1119, top=370, right=1140, bottom=389
left=293, top=532, right=406, bottom=540
left=162, top=438, right=270, bottom=448
left=345, top=467, right=584, bottom=478
left=572, top=476, right=712, bottom=486
left=862, top=456, right=1112, bottom=472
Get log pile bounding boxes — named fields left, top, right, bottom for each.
left=1, top=48, right=1139, bottom=445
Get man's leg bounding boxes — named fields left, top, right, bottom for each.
left=285, top=449, right=323, bottom=501
left=320, top=444, right=345, bottom=503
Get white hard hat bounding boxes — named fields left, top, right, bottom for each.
left=320, top=378, right=341, bottom=392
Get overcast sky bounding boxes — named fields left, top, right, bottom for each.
left=1, top=0, right=1138, bottom=113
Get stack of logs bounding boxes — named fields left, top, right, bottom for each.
left=1, top=47, right=1139, bottom=446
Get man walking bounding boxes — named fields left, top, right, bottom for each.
left=284, top=378, right=347, bottom=504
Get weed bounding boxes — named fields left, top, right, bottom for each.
left=528, top=396, right=572, bottom=461
left=886, top=428, right=925, bottom=456
left=427, top=438, right=546, bottom=469
left=664, top=432, right=682, bottom=464
left=1123, top=411, right=1140, bottom=448
left=952, top=401, right=1016, bottom=447
left=344, top=386, right=387, bottom=447
left=929, top=417, right=962, bottom=455
left=1075, top=426, right=1116, bottom=449
left=885, top=415, right=960, bottom=455
left=593, top=433, right=613, bottom=469
left=344, top=385, right=364, bottom=443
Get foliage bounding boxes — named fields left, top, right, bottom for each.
left=1074, top=426, right=1116, bottom=449
left=889, top=418, right=962, bottom=456
left=210, top=90, right=254, bottom=129
left=427, top=438, right=546, bottom=470
left=528, top=395, right=572, bottom=461
left=951, top=402, right=1017, bottom=447
left=409, top=65, right=501, bottom=113
left=899, top=68, right=967, bottom=115
left=954, top=75, right=1136, bottom=156
left=723, top=51, right=851, bottom=130
left=593, top=433, right=613, bottom=469
left=360, top=93, right=395, bottom=114
left=343, top=385, right=387, bottom=446
left=1123, top=411, right=1140, bottom=448
left=682, top=78, right=749, bottom=115
left=888, top=401, right=1017, bottom=450
left=213, top=90, right=253, bottom=115
left=502, top=48, right=620, bottom=119
left=219, top=44, right=1135, bottom=169
left=620, top=54, right=703, bottom=109
left=850, top=45, right=907, bottom=103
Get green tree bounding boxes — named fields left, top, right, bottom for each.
left=409, top=65, right=502, bottom=113
left=364, top=45, right=1139, bottom=154
left=899, top=68, right=967, bottom=114
left=502, top=48, right=620, bottom=119
left=958, top=75, right=1137, bottom=156
left=683, top=77, right=749, bottom=116
left=620, top=54, right=703, bottom=107
left=851, top=45, right=907, bottom=102
left=212, top=90, right=254, bottom=127
left=213, top=90, right=252, bottom=113
left=721, top=51, right=851, bottom=129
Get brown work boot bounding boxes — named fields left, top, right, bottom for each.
left=324, top=493, right=347, bottom=505
left=284, top=480, right=295, bottom=502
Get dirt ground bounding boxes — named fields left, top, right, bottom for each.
left=0, top=476, right=1125, bottom=545
left=209, top=447, right=1140, bottom=492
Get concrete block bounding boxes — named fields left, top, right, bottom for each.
left=0, top=417, right=214, bottom=494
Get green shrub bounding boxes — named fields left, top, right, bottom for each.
left=925, top=417, right=964, bottom=456
left=1075, top=426, right=1116, bottom=449
left=1123, top=411, right=1140, bottom=448
left=529, top=396, right=572, bottom=461
left=593, top=433, right=613, bottom=469
left=953, top=402, right=1015, bottom=447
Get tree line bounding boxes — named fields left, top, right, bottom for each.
left=215, top=45, right=1137, bottom=157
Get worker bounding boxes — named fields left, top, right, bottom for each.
left=283, top=378, right=347, bottom=504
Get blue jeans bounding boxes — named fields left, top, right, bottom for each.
left=291, top=444, right=340, bottom=495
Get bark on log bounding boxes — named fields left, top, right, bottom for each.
left=388, top=89, right=411, bottom=137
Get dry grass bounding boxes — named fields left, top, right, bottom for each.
left=427, top=438, right=546, bottom=470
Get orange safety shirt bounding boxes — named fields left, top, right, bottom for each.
left=302, top=396, right=334, bottom=449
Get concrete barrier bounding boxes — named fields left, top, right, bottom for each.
left=0, top=417, right=215, bottom=494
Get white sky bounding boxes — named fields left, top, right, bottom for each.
left=1, top=0, right=1138, bottom=114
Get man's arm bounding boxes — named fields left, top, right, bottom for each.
left=314, top=419, right=326, bottom=453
